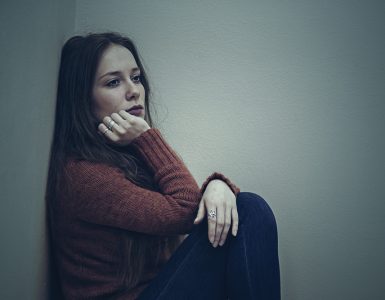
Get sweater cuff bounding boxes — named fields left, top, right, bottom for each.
left=200, top=172, right=240, bottom=196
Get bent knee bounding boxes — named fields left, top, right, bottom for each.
left=236, top=192, right=277, bottom=228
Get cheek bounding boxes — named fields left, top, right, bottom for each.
left=93, top=90, right=121, bottom=117
left=139, top=85, right=146, bottom=99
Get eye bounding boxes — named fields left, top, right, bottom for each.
left=106, top=79, right=120, bottom=87
left=131, top=74, right=142, bottom=84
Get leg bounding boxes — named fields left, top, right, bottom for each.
left=138, top=192, right=280, bottom=300
left=138, top=219, right=228, bottom=300
left=226, top=192, right=281, bottom=299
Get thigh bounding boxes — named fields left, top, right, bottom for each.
left=138, top=221, right=228, bottom=300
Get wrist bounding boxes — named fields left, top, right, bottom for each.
left=200, top=172, right=240, bottom=196
left=207, top=179, right=226, bottom=187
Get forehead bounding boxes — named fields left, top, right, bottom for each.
left=96, top=44, right=138, bottom=74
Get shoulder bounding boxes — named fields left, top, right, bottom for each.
left=63, top=158, right=125, bottom=187
left=65, top=158, right=122, bottom=173
left=59, top=158, right=133, bottom=211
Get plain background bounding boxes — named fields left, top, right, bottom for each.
left=0, top=0, right=384, bottom=299
left=0, top=0, right=75, bottom=299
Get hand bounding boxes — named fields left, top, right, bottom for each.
left=98, top=110, right=150, bottom=146
left=194, top=179, right=238, bottom=247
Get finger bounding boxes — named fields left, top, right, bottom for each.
left=102, top=116, right=117, bottom=131
left=213, top=206, right=225, bottom=247
left=194, top=200, right=206, bottom=224
left=219, top=205, right=232, bottom=246
left=98, top=123, right=118, bottom=142
left=231, top=207, right=239, bottom=236
left=110, top=113, right=126, bottom=134
left=207, top=207, right=217, bottom=245
left=118, top=110, right=136, bottom=121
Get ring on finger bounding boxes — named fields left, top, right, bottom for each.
left=103, top=128, right=110, bottom=135
left=107, top=119, right=116, bottom=130
left=208, top=209, right=216, bottom=219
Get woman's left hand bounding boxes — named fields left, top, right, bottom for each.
left=194, top=179, right=238, bottom=247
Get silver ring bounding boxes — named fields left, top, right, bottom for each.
left=208, top=209, right=216, bottom=219
left=107, top=119, right=116, bottom=130
left=103, top=128, right=110, bottom=135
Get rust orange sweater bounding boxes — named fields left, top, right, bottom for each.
left=52, top=128, right=240, bottom=299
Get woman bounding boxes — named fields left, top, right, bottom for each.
left=47, top=32, right=280, bottom=299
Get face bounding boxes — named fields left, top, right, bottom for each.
left=92, top=44, right=146, bottom=121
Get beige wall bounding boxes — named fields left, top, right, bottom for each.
left=0, top=0, right=75, bottom=299
left=75, top=1, right=385, bottom=299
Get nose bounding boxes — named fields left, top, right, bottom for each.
left=125, top=80, right=139, bottom=101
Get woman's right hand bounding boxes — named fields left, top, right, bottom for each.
left=98, top=110, right=150, bottom=146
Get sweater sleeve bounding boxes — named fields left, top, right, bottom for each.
left=200, top=172, right=241, bottom=196
left=61, top=128, right=202, bottom=235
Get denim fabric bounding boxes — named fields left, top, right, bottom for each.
left=138, top=192, right=281, bottom=300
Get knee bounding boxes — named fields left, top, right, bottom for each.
left=236, top=192, right=278, bottom=229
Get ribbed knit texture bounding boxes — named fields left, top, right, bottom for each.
left=200, top=172, right=241, bottom=196
left=52, top=128, right=240, bottom=299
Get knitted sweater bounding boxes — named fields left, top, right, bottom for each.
left=52, top=128, right=240, bottom=299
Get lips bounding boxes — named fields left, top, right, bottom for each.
left=126, top=105, right=143, bottom=116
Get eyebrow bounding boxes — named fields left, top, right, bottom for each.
left=98, top=67, right=140, bottom=81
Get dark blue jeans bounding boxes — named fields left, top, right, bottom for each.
left=138, top=192, right=281, bottom=300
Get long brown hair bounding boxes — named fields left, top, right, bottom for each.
left=46, top=32, right=181, bottom=291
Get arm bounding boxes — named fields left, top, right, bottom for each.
left=61, top=128, right=201, bottom=235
